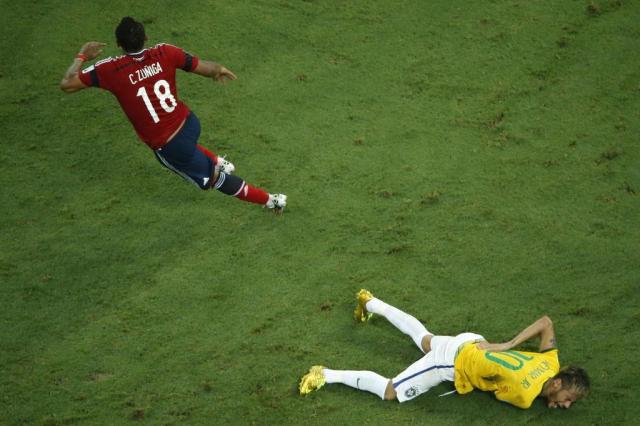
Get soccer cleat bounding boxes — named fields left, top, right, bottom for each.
left=265, top=193, right=287, bottom=214
left=299, top=365, right=326, bottom=395
left=216, top=156, right=235, bottom=174
left=354, top=289, right=374, bottom=322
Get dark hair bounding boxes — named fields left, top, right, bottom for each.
left=555, top=366, right=590, bottom=399
left=115, top=17, right=146, bottom=53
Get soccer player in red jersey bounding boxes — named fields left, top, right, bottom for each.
left=60, top=17, right=286, bottom=212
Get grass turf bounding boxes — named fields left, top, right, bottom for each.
left=1, top=0, right=639, bottom=424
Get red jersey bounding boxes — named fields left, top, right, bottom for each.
left=79, top=43, right=200, bottom=149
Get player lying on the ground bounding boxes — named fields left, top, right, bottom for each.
left=60, top=17, right=286, bottom=212
left=299, top=290, right=589, bottom=409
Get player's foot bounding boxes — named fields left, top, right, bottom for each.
left=354, top=289, right=374, bottom=322
left=216, top=156, right=235, bottom=174
left=265, top=193, right=287, bottom=214
left=299, top=365, right=326, bottom=395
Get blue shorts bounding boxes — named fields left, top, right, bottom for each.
left=154, top=112, right=213, bottom=190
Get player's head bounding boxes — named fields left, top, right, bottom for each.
left=116, top=17, right=146, bottom=53
left=543, top=366, right=590, bottom=409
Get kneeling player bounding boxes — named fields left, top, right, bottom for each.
left=299, top=290, right=589, bottom=409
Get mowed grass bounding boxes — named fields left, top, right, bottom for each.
left=1, top=0, right=639, bottom=424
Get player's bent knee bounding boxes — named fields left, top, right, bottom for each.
left=384, top=381, right=397, bottom=401
left=421, top=334, right=433, bottom=353
left=214, top=172, right=244, bottom=195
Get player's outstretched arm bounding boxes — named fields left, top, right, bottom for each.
left=60, top=42, right=106, bottom=93
left=477, top=315, right=556, bottom=352
left=193, top=60, right=237, bottom=83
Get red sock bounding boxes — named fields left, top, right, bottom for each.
left=197, top=145, right=218, bottom=164
left=235, top=182, right=270, bottom=205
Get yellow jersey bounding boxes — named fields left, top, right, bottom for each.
left=454, top=343, right=559, bottom=409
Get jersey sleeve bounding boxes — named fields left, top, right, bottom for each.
left=494, top=387, right=531, bottom=409
left=78, top=64, right=100, bottom=88
left=543, top=349, right=560, bottom=372
left=161, top=44, right=200, bottom=72
left=78, top=57, right=114, bottom=91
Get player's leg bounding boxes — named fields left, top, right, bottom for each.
left=173, top=113, right=233, bottom=174
left=196, top=145, right=235, bottom=174
left=355, top=290, right=433, bottom=353
left=299, top=365, right=391, bottom=400
left=156, top=113, right=286, bottom=210
left=211, top=171, right=287, bottom=209
left=391, top=351, right=449, bottom=402
left=157, top=151, right=286, bottom=209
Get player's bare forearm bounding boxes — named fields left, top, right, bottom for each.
left=193, top=60, right=237, bottom=82
left=60, top=59, right=85, bottom=93
left=478, top=316, right=556, bottom=352
left=508, top=316, right=555, bottom=350
left=60, top=42, right=105, bottom=93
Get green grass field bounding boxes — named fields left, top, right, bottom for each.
left=1, top=0, right=639, bottom=424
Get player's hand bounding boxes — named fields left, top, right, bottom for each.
left=215, top=66, right=237, bottom=83
left=476, top=341, right=512, bottom=352
left=80, top=42, right=106, bottom=60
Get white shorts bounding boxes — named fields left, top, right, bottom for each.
left=392, top=332, right=484, bottom=402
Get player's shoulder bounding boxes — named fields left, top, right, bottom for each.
left=87, top=55, right=126, bottom=71
left=541, top=348, right=559, bottom=363
left=80, top=55, right=116, bottom=76
left=540, top=347, right=559, bottom=358
left=152, top=42, right=183, bottom=52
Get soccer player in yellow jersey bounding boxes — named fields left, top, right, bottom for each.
left=299, top=290, right=589, bottom=409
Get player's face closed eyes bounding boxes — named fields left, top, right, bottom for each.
left=546, top=388, right=578, bottom=409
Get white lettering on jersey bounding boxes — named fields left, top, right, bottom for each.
left=128, top=62, right=164, bottom=85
